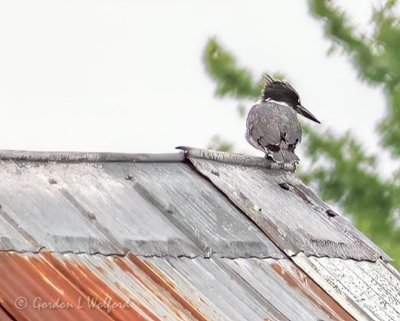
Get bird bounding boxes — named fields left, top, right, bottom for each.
left=245, top=74, right=320, bottom=163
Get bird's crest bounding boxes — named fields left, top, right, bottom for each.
left=261, top=74, right=300, bottom=105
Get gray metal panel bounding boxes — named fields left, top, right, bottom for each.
left=0, top=159, right=283, bottom=258
left=0, top=160, right=200, bottom=256
left=0, top=213, right=35, bottom=251
left=102, top=162, right=284, bottom=259
left=148, top=256, right=288, bottom=321
left=310, top=257, right=400, bottom=321
left=38, top=161, right=201, bottom=257
left=294, top=254, right=400, bottom=321
left=0, top=160, right=120, bottom=254
left=223, top=258, right=348, bottom=321
left=189, top=157, right=389, bottom=261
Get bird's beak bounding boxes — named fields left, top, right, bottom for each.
left=296, top=104, right=321, bottom=124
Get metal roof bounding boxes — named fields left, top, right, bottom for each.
left=0, top=147, right=397, bottom=321
left=0, top=252, right=354, bottom=321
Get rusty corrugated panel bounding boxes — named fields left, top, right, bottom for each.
left=0, top=149, right=394, bottom=321
left=0, top=305, right=15, bottom=321
left=187, top=156, right=389, bottom=261
left=294, top=255, right=400, bottom=321
left=0, top=252, right=355, bottom=321
left=0, top=160, right=283, bottom=259
left=0, top=252, right=204, bottom=321
left=225, top=258, right=354, bottom=320
left=141, top=255, right=354, bottom=321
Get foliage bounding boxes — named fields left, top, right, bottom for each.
left=202, top=1, right=400, bottom=265
left=207, top=134, right=234, bottom=152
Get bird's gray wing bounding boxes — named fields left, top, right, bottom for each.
left=246, top=103, right=281, bottom=150
left=277, top=106, right=302, bottom=145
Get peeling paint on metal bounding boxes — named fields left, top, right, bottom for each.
left=269, top=260, right=354, bottom=320
left=293, top=254, right=400, bottom=321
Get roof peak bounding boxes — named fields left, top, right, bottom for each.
left=177, top=146, right=296, bottom=171
left=0, top=149, right=184, bottom=163
left=0, top=147, right=296, bottom=170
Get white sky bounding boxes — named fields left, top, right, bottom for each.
left=0, top=0, right=387, bottom=158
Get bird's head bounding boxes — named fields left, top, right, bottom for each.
left=262, top=74, right=321, bottom=124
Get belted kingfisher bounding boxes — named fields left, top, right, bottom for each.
left=245, top=75, right=320, bottom=163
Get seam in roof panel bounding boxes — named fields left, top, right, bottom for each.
left=0, top=207, right=42, bottom=250
left=126, top=254, right=209, bottom=321
left=182, top=158, right=290, bottom=258
left=58, top=188, right=127, bottom=255
left=293, top=254, right=377, bottom=321
left=131, top=181, right=211, bottom=258
left=0, top=249, right=291, bottom=260
left=1, top=248, right=391, bottom=262
left=0, top=304, right=17, bottom=321
left=182, top=158, right=375, bottom=321
left=209, top=256, right=290, bottom=320
left=186, top=157, right=389, bottom=262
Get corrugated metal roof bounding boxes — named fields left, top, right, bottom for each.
left=0, top=252, right=354, bottom=321
left=185, top=148, right=388, bottom=261
left=0, top=148, right=397, bottom=321
left=0, top=159, right=282, bottom=258
left=294, top=254, right=400, bottom=321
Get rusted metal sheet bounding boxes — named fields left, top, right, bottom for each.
left=293, top=254, right=400, bottom=321
left=0, top=252, right=203, bottom=321
left=0, top=305, right=15, bottom=321
left=0, top=159, right=282, bottom=258
left=187, top=156, right=389, bottom=261
left=0, top=252, right=354, bottom=321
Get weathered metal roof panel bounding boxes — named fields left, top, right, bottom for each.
left=0, top=160, right=119, bottom=254
left=0, top=149, right=396, bottom=321
left=149, top=256, right=355, bottom=321
left=294, top=254, right=400, bottom=321
left=0, top=252, right=354, bottom=321
left=0, top=159, right=282, bottom=258
left=187, top=156, right=389, bottom=261
left=223, top=258, right=353, bottom=320
left=103, top=162, right=283, bottom=258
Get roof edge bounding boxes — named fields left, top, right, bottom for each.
left=0, top=147, right=296, bottom=169
left=177, top=146, right=296, bottom=171
left=0, top=150, right=185, bottom=163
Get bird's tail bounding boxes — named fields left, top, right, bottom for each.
left=268, top=141, right=299, bottom=164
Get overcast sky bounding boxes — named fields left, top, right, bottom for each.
left=0, top=0, right=387, bottom=158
